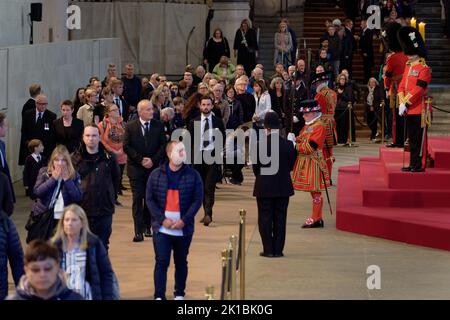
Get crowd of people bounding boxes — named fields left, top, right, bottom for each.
left=0, top=3, right=434, bottom=299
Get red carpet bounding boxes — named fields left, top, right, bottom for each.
left=336, top=137, right=450, bottom=251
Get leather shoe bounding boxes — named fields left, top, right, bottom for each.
left=144, top=227, right=153, bottom=237
left=273, top=253, right=284, bottom=258
left=203, top=215, right=212, bottom=226
left=133, top=234, right=144, bottom=242
left=386, top=143, right=402, bottom=148
left=259, top=252, right=274, bottom=257
left=120, top=185, right=128, bottom=191
left=302, top=219, right=324, bottom=228
left=401, top=167, right=411, bottom=172
left=410, top=167, right=424, bottom=172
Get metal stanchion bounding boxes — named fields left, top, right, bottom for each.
left=345, top=102, right=358, bottom=147
left=381, top=101, right=385, bottom=144
left=205, top=286, right=215, bottom=300
left=226, top=246, right=233, bottom=300
left=220, top=250, right=228, bottom=300
left=239, top=209, right=246, bottom=300
left=229, top=235, right=238, bottom=300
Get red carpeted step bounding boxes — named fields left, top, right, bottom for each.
left=429, top=137, right=450, bottom=170
left=359, top=157, right=450, bottom=207
left=336, top=167, right=450, bottom=251
left=380, top=148, right=450, bottom=190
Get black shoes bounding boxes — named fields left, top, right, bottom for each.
left=259, top=252, right=284, bottom=258
left=120, top=185, right=128, bottom=191
left=302, top=219, right=324, bottom=229
left=386, top=143, right=403, bottom=148
left=402, top=166, right=424, bottom=172
left=259, top=252, right=274, bottom=257
left=144, top=227, right=153, bottom=237
left=229, top=178, right=242, bottom=186
left=203, top=215, right=212, bottom=226
left=133, top=233, right=144, bottom=242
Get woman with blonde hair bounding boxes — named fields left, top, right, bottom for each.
left=274, top=21, right=293, bottom=70
left=150, top=85, right=165, bottom=120
left=161, top=84, right=175, bottom=109
left=26, top=145, right=82, bottom=243
left=365, top=77, right=383, bottom=142
left=52, top=204, right=116, bottom=300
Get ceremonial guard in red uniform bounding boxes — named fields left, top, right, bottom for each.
left=397, top=26, right=432, bottom=172
left=312, top=72, right=337, bottom=180
left=382, top=22, right=409, bottom=148
left=291, top=100, right=331, bottom=228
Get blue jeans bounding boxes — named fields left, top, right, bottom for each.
left=152, top=232, right=193, bottom=299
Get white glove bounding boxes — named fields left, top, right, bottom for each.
left=293, top=116, right=299, bottom=123
left=287, top=133, right=296, bottom=146
left=399, top=103, right=407, bottom=116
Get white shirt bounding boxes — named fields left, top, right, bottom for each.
left=200, top=113, right=214, bottom=151
left=254, top=91, right=272, bottom=122
left=35, top=110, right=44, bottom=122
left=139, top=118, right=151, bottom=136
left=31, top=153, right=42, bottom=163
left=114, top=95, right=123, bottom=116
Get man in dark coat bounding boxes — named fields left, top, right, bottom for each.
left=188, top=95, right=225, bottom=226
left=146, top=141, right=203, bottom=300
left=19, top=94, right=56, bottom=165
left=253, top=111, right=296, bottom=257
left=124, top=99, right=167, bottom=242
left=359, top=19, right=374, bottom=83
left=21, top=84, right=41, bottom=117
left=0, top=210, right=23, bottom=300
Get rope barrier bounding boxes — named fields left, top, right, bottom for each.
left=432, top=105, right=450, bottom=114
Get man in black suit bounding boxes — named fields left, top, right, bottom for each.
left=21, top=84, right=41, bottom=117
left=19, top=94, right=56, bottom=165
left=286, top=72, right=308, bottom=135
left=359, top=19, right=374, bottom=83
left=0, top=113, right=15, bottom=203
left=252, top=112, right=296, bottom=258
left=124, top=99, right=167, bottom=242
left=188, top=95, right=225, bottom=226
left=340, top=19, right=356, bottom=77
left=111, top=79, right=129, bottom=122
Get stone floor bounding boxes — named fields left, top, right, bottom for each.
left=8, top=140, right=450, bottom=300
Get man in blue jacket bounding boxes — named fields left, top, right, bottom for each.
left=146, top=140, right=203, bottom=300
left=0, top=211, right=24, bottom=300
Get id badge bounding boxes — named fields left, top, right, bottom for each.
left=44, top=123, right=49, bottom=131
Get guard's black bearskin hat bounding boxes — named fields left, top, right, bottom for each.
left=397, top=26, right=427, bottom=58
left=382, top=22, right=403, bottom=53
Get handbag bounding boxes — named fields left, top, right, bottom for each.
left=25, top=179, right=63, bottom=243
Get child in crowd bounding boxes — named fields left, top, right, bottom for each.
left=23, top=139, right=45, bottom=199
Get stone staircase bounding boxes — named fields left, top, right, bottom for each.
left=415, top=0, right=450, bottom=85
left=253, top=10, right=304, bottom=76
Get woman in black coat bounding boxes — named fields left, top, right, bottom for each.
left=53, top=100, right=84, bottom=154
left=203, top=28, right=231, bottom=73
left=233, top=19, right=259, bottom=77
left=334, top=74, right=354, bottom=144
left=52, top=204, right=116, bottom=300
left=365, top=77, right=383, bottom=142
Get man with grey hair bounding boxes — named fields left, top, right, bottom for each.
left=124, top=100, right=167, bottom=242
left=19, top=94, right=56, bottom=165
